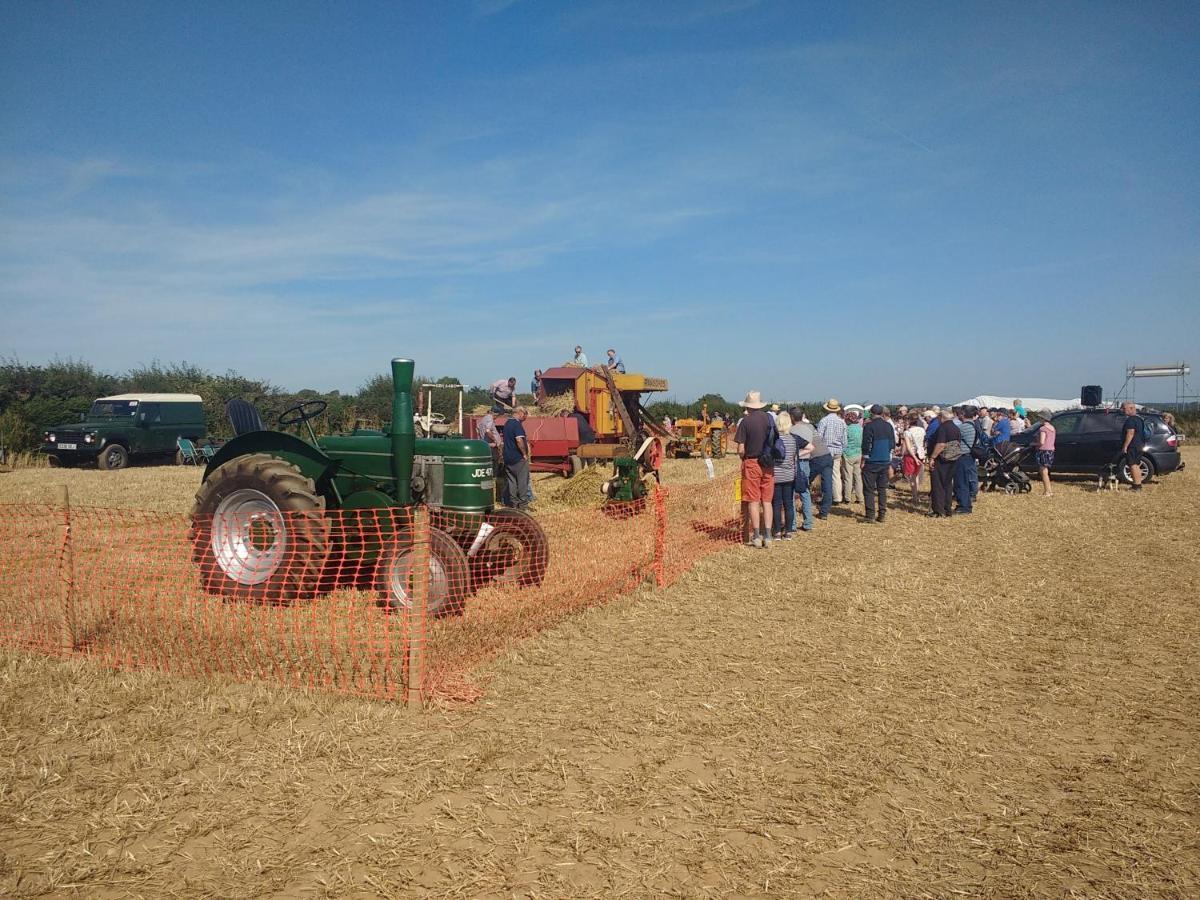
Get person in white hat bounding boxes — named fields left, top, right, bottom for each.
left=817, top=398, right=848, bottom=505
left=734, top=390, right=776, bottom=549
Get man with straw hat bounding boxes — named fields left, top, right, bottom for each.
left=817, top=398, right=847, bottom=506
left=735, top=390, right=775, bottom=549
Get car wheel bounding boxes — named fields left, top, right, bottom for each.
left=97, top=444, right=129, bottom=470
left=1118, top=456, right=1153, bottom=485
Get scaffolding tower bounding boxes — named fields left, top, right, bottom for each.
left=1112, top=363, right=1197, bottom=410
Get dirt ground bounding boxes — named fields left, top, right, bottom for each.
left=1, top=449, right=1198, bottom=897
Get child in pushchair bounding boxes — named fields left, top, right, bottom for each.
left=982, top=444, right=1033, bottom=494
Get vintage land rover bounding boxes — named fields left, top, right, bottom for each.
left=42, top=393, right=206, bottom=469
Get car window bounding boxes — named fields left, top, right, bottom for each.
left=1053, top=413, right=1083, bottom=434
left=1083, top=413, right=1121, bottom=434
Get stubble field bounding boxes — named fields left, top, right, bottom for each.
left=1, top=449, right=1198, bottom=896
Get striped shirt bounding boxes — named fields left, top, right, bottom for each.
left=957, top=419, right=977, bottom=454
left=773, top=433, right=801, bottom=484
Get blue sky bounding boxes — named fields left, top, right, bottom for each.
left=2, top=0, right=1197, bottom=404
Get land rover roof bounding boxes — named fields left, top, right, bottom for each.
left=97, top=393, right=204, bottom=403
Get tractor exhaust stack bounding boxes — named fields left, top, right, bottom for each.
left=390, top=358, right=415, bottom=504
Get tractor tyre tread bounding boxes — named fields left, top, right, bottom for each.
left=189, top=453, right=330, bottom=603
left=471, top=507, right=549, bottom=590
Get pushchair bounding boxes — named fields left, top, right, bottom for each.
left=982, top=444, right=1033, bottom=494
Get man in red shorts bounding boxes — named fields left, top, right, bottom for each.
left=735, top=390, right=776, bottom=549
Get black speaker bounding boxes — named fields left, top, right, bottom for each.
left=1081, top=385, right=1102, bottom=407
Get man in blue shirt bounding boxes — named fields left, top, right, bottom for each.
left=606, top=349, right=625, bottom=373
left=924, top=407, right=941, bottom=457
left=860, top=404, right=896, bottom=524
left=992, top=412, right=1012, bottom=451
left=502, top=407, right=532, bottom=510
left=953, top=406, right=978, bottom=513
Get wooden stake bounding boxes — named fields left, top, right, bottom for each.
left=58, top=484, right=76, bottom=653
left=406, top=506, right=429, bottom=710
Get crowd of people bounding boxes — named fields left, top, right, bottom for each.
left=733, top=394, right=1084, bottom=549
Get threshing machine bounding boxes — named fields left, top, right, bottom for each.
left=467, top=365, right=670, bottom=477
left=190, top=359, right=548, bottom=617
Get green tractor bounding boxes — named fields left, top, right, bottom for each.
left=189, top=358, right=548, bottom=616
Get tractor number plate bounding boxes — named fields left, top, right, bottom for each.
left=57, top=443, right=77, bottom=450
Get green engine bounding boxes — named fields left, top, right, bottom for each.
left=190, top=358, right=547, bottom=616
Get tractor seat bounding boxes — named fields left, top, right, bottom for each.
left=227, top=398, right=266, bottom=436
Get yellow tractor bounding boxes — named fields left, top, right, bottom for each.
left=668, top=404, right=729, bottom=458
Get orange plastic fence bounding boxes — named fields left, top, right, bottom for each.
left=0, top=477, right=740, bottom=704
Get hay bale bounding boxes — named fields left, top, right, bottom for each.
left=556, top=465, right=608, bottom=508
left=536, top=392, right=578, bottom=416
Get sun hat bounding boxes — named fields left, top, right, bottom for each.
left=770, top=403, right=780, bottom=411
left=739, top=391, right=767, bottom=409
left=823, top=397, right=842, bottom=413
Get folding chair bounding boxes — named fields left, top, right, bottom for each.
left=177, top=437, right=203, bottom=465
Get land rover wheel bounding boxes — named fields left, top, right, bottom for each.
left=471, top=507, right=549, bottom=589
left=1119, top=456, right=1153, bottom=485
left=376, top=526, right=470, bottom=617
left=189, top=453, right=330, bottom=603
left=97, top=444, right=129, bottom=470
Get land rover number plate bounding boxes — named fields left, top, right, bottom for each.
left=57, top=443, right=77, bottom=450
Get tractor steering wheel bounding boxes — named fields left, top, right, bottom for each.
left=278, top=400, right=328, bottom=428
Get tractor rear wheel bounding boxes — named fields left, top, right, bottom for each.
left=190, top=453, right=331, bottom=603
left=376, top=526, right=470, bottom=617
left=471, top=508, right=549, bottom=589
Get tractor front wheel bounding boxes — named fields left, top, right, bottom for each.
left=376, top=526, right=470, bottom=617
left=471, top=508, right=549, bottom=589
left=190, top=453, right=331, bottom=603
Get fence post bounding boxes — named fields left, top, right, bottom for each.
left=653, top=486, right=667, bottom=588
left=57, top=485, right=76, bottom=654
left=405, top=506, right=429, bottom=710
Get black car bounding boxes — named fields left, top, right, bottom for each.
left=1011, top=409, right=1183, bottom=483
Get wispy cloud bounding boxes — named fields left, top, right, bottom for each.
left=563, top=0, right=762, bottom=31
left=472, top=0, right=523, bottom=18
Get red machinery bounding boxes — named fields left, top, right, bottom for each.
left=465, top=413, right=584, bottom=477
left=465, top=365, right=669, bottom=478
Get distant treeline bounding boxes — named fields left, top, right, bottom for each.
left=0, top=359, right=808, bottom=453
left=4, top=359, right=1193, bottom=455
left=0, top=359, right=501, bottom=453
